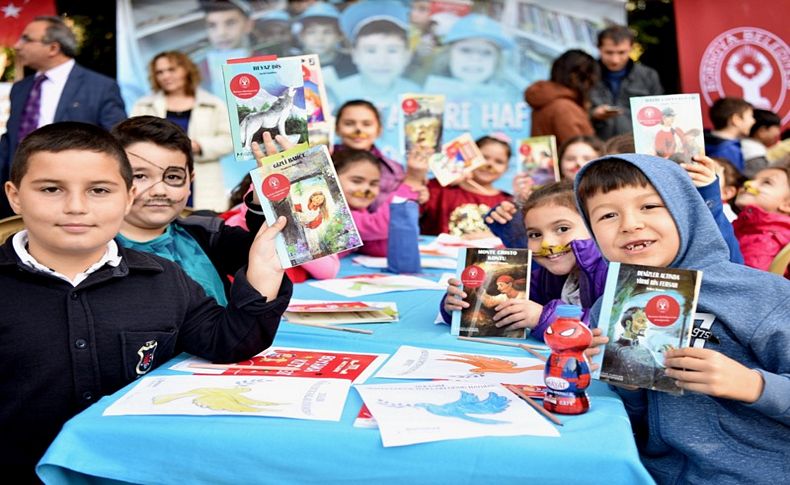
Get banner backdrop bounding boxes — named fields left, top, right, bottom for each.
left=117, top=0, right=625, bottom=195
left=675, top=0, right=790, bottom=130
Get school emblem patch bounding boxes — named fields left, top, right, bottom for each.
left=136, top=340, right=158, bottom=375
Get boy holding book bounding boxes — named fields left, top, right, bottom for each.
left=0, top=122, right=292, bottom=481
left=574, top=153, right=789, bottom=484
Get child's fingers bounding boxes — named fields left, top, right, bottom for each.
left=446, top=287, right=467, bottom=299
left=261, top=131, right=280, bottom=156
left=251, top=141, right=265, bottom=166
left=254, top=216, right=287, bottom=242
left=274, top=133, right=293, bottom=150
left=446, top=296, right=469, bottom=308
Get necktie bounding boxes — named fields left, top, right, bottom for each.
left=17, top=74, right=47, bottom=141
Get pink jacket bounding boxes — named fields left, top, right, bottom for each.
left=352, top=184, right=420, bottom=257
left=732, top=204, right=790, bottom=273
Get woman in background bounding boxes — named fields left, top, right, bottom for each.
left=132, top=50, right=233, bottom=212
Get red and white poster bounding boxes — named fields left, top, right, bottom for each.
left=675, top=0, right=790, bottom=129
left=0, top=0, right=57, bottom=47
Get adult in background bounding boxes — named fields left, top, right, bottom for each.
left=132, top=51, right=233, bottom=212
left=0, top=15, right=126, bottom=218
left=589, top=25, right=663, bottom=140
left=524, top=49, right=598, bottom=146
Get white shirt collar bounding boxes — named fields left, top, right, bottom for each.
left=41, top=58, right=75, bottom=84
left=12, top=230, right=122, bottom=287
left=37, top=59, right=75, bottom=128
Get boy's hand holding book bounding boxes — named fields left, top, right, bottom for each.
left=250, top=132, right=295, bottom=206
left=663, top=347, right=765, bottom=403
left=583, top=328, right=609, bottom=374
left=680, top=155, right=718, bottom=188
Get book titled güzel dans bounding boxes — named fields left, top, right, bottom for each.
left=222, top=55, right=308, bottom=160
left=250, top=143, right=362, bottom=268
left=399, top=93, right=445, bottom=159
left=630, top=93, right=705, bottom=164
left=517, top=135, right=559, bottom=187
left=451, top=248, right=531, bottom=339
left=428, top=132, right=487, bottom=186
left=592, top=262, right=702, bottom=394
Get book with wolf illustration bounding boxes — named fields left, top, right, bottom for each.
left=428, top=133, right=487, bottom=186
left=517, top=135, right=559, bottom=187
left=249, top=143, right=362, bottom=268
left=630, top=93, right=705, bottom=164
left=222, top=55, right=309, bottom=161
left=592, top=262, right=702, bottom=394
left=399, top=93, right=445, bottom=159
left=450, top=248, right=532, bottom=339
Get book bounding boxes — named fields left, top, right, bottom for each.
left=592, top=262, right=703, bottom=394
left=428, top=133, right=487, bottom=186
left=284, top=299, right=399, bottom=324
left=222, top=55, right=309, bottom=161
left=450, top=248, right=532, bottom=339
left=517, top=135, right=559, bottom=187
left=298, top=54, right=331, bottom=126
left=171, top=347, right=388, bottom=384
left=630, top=93, right=705, bottom=164
left=399, top=93, right=445, bottom=159
left=249, top=143, right=362, bottom=268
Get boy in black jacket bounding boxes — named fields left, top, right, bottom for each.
left=1, top=122, right=292, bottom=483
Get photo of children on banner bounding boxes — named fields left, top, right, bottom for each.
left=292, top=2, right=356, bottom=81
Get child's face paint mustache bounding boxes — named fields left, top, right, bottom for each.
left=533, top=243, right=571, bottom=257
left=742, top=180, right=760, bottom=196
left=350, top=189, right=376, bottom=199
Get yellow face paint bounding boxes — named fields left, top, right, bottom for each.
left=743, top=180, right=760, bottom=196
left=350, top=189, right=376, bottom=199
left=533, top=243, right=571, bottom=257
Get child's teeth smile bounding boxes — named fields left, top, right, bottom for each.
left=625, top=241, right=654, bottom=251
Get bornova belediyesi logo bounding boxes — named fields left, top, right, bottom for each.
left=699, top=27, right=790, bottom=126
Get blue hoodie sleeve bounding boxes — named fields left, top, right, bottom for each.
left=695, top=179, right=744, bottom=264
left=484, top=206, right=528, bottom=248
left=439, top=293, right=451, bottom=325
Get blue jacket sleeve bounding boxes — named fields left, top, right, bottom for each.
left=484, top=206, right=528, bottom=248
left=696, top=179, right=744, bottom=264
left=439, top=293, right=451, bottom=325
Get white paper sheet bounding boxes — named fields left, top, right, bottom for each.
left=308, top=274, right=445, bottom=297
left=351, top=255, right=458, bottom=270
left=375, top=345, right=546, bottom=386
left=355, top=381, right=559, bottom=446
left=103, top=375, right=350, bottom=421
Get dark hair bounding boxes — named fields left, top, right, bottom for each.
left=355, top=20, right=407, bottom=45
left=302, top=16, right=340, bottom=32
left=749, top=109, right=781, bottom=137
left=597, top=25, right=635, bottom=47
left=228, top=173, right=252, bottom=208
left=576, top=158, right=651, bottom=215
left=476, top=135, right=512, bottom=159
left=111, top=116, right=195, bottom=173
left=34, top=15, right=78, bottom=58
left=550, top=49, right=599, bottom=105
left=11, top=122, right=132, bottom=188
left=522, top=180, right=577, bottom=216
left=332, top=148, right=381, bottom=175
left=200, top=0, right=251, bottom=16
left=559, top=135, right=604, bottom=160
left=709, top=97, right=753, bottom=130
left=335, top=99, right=381, bottom=127
left=603, top=133, right=635, bottom=154
left=711, top=156, right=746, bottom=193
left=149, top=51, right=201, bottom=97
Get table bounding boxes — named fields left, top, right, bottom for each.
left=37, top=258, right=654, bottom=484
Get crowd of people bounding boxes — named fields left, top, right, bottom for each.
left=0, top=3, right=788, bottom=485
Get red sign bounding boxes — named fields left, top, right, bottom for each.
left=401, top=98, right=419, bottom=115
left=461, top=265, right=486, bottom=288
left=675, top=0, right=790, bottom=129
left=644, top=295, right=680, bottom=327
left=0, top=0, right=56, bottom=47
left=261, top=173, right=290, bottom=202
left=636, top=106, right=662, bottom=127
left=229, top=73, right=260, bottom=99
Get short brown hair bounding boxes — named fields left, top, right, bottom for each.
left=11, top=122, right=132, bottom=188
left=597, top=25, right=635, bottom=47
left=576, top=158, right=651, bottom=216
left=711, top=156, right=746, bottom=192
left=709, top=97, right=753, bottom=130
left=111, top=116, right=195, bottom=174
left=148, top=51, right=201, bottom=97
left=522, top=180, right=577, bottom=216
left=603, top=133, right=635, bottom=154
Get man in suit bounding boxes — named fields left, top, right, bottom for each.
left=0, top=15, right=127, bottom=217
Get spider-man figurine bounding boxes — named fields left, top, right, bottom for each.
left=543, top=305, right=592, bottom=415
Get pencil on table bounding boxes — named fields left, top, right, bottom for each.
left=287, top=320, right=374, bottom=335
left=508, top=386, right=563, bottom=427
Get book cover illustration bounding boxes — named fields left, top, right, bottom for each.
left=355, top=381, right=559, bottom=447
left=374, top=345, right=545, bottom=387
left=451, top=248, right=532, bottom=339
left=284, top=299, right=399, bottom=324
left=222, top=55, right=308, bottom=160
left=298, top=54, right=330, bottom=125
left=517, top=135, right=559, bottom=187
left=399, top=93, right=445, bottom=159
left=592, top=262, right=702, bottom=394
left=250, top=143, right=362, bottom=268
left=103, top=375, right=350, bottom=421
left=630, top=93, right=705, bottom=164
left=428, top=133, right=487, bottom=186
left=171, top=347, right=388, bottom=384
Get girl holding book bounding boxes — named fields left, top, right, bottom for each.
left=441, top=180, right=609, bottom=342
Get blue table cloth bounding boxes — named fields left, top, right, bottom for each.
left=37, top=257, right=654, bottom=485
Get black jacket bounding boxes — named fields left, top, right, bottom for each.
left=0, top=238, right=291, bottom=482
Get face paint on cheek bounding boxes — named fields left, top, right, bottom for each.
left=350, top=189, right=376, bottom=199
left=742, top=181, right=760, bottom=195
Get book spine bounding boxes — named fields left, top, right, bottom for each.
left=449, top=248, right=466, bottom=336
left=590, top=261, right=621, bottom=379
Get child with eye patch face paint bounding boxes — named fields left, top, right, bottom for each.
left=334, top=148, right=420, bottom=256
left=112, top=116, right=283, bottom=304
left=441, top=180, right=609, bottom=342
